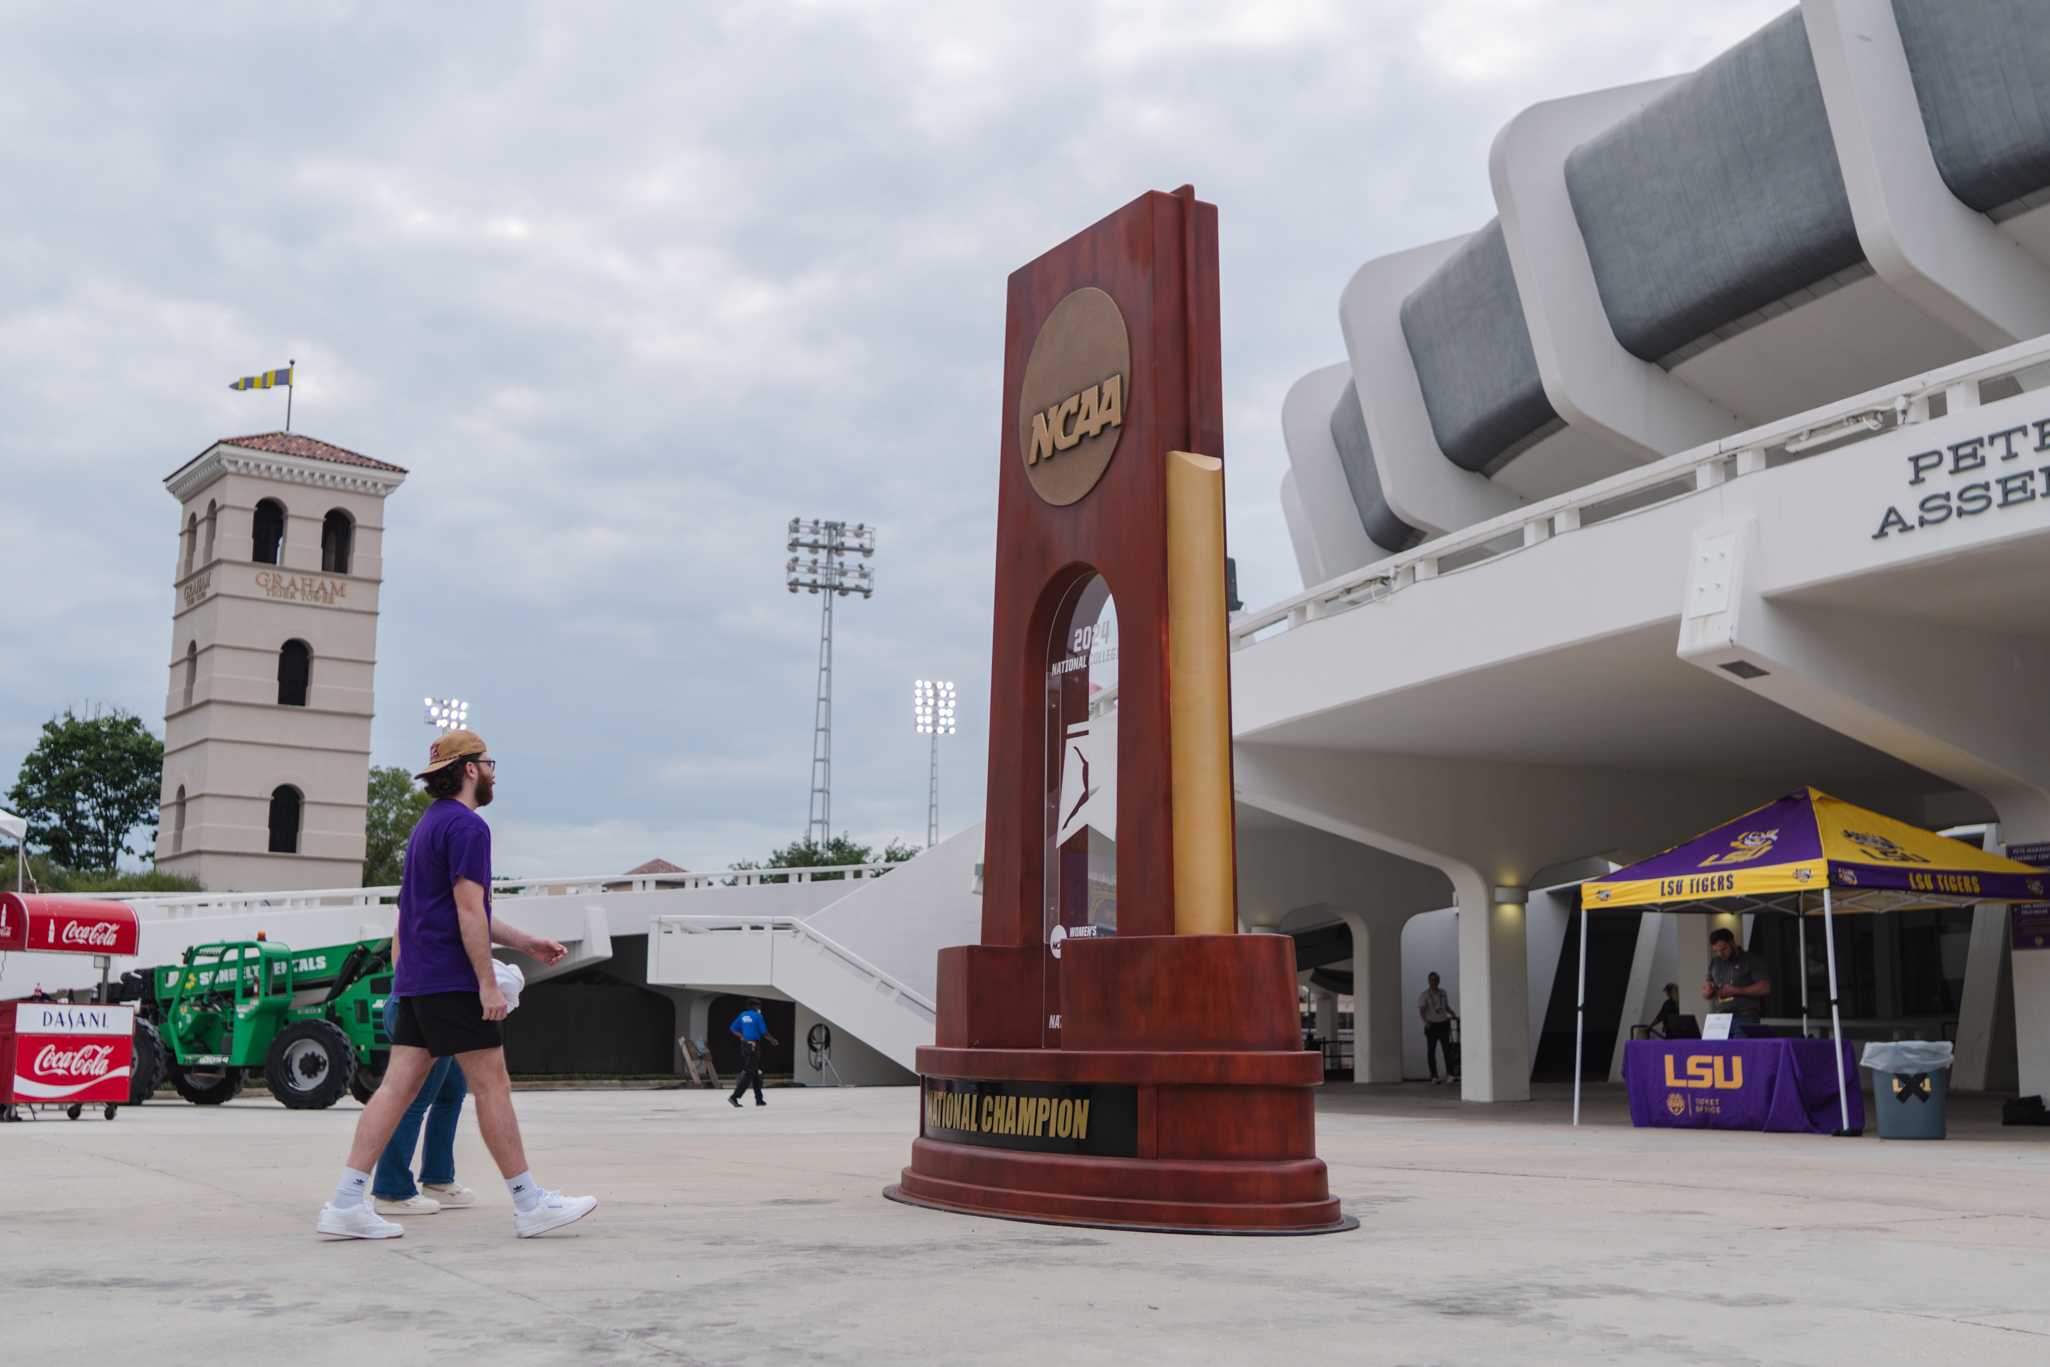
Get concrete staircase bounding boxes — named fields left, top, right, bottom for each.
left=646, top=824, right=984, bottom=1072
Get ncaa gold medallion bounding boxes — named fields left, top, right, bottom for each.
left=1017, top=286, right=1130, bottom=506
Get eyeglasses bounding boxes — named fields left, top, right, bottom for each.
left=472, top=757, right=497, bottom=772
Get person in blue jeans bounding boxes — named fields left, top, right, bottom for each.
left=372, top=994, right=474, bottom=1214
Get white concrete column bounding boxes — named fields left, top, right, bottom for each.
left=1454, top=869, right=1531, bottom=1102
left=1610, top=912, right=1666, bottom=1081
left=1954, top=903, right=2018, bottom=1093
left=1312, top=989, right=1337, bottom=1044
left=1675, top=914, right=1711, bottom=1025
left=2008, top=940, right=2050, bottom=1100
left=1340, top=910, right=1405, bottom=1083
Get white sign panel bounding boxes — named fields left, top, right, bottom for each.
left=14, top=1003, right=134, bottom=1037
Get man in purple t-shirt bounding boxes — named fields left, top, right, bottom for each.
left=316, top=730, right=598, bottom=1241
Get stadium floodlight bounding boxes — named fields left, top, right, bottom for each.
left=786, top=517, right=879, bottom=845
left=422, top=696, right=470, bottom=731
left=914, top=678, right=958, bottom=847
left=913, top=679, right=957, bottom=736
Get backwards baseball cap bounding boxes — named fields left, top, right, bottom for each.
left=416, top=728, right=488, bottom=779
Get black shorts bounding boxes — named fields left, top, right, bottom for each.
left=390, top=991, right=502, bottom=1058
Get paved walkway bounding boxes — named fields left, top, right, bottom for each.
left=4, top=1083, right=2046, bottom=1364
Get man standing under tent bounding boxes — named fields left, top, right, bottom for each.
left=314, top=729, right=597, bottom=1240
left=1702, top=928, right=1772, bottom=1035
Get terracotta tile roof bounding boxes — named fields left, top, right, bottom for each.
left=626, top=858, right=687, bottom=875
left=172, top=432, right=409, bottom=479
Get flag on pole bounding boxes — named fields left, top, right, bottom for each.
left=230, top=365, right=293, bottom=391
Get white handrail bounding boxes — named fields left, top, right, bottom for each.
left=660, top=914, right=936, bottom=1018
left=1232, top=331, right=2050, bottom=649
left=69, top=863, right=900, bottom=915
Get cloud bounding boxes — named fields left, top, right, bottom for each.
left=0, top=0, right=1789, bottom=870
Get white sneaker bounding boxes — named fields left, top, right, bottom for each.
left=420, top=1182, right=475, bottom=1209
left=317, top=1202, right=404, bottom=1239
left=374, top=1194, right=440, bottom=1216
left=513, top=1190, right=598, bottom=1238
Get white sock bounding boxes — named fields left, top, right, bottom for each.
left=332, top=1166, right=371, bottom=1210
left=506, top=1170, right=543, bottom=1212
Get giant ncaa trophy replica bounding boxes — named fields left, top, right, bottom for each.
left=887, top=188, right=1352, bottom=1233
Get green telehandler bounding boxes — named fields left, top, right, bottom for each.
left=123, top=935, right=394, bottom=1109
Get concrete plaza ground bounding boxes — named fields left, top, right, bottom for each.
left=4, top=1081, right=2046, bottom=1365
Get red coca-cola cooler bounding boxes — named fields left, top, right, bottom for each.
left=0, top=1000, right=134, bottom=1118
left=0, top=894, right=143, bottom=1121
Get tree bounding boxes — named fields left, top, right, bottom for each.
left=363, top=765, right=432, bottom=886
left=7, top=708, right=164, bottom=871
left=730, top=834, right=922, bottom=884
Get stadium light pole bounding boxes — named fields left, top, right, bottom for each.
left=913, top=679, right=957, bottom=848
left=422, top=696, right=470, bottom=732
left=787, top=518, right=876, bottom=848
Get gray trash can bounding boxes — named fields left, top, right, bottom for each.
left=1861, top=1041, right=1953, bottom=1140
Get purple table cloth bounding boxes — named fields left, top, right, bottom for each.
left=1623, top=1039, right=1864, bottom=1135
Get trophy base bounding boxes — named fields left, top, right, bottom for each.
left=890, top=934, right=1356, bottom=1236
left=884, top=1179, right=1357, bottom=1236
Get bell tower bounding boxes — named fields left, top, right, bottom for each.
left=156, top=433, right=407, bottom=891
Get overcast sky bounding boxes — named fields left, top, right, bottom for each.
left=1, top=1, right=1790, bottom=875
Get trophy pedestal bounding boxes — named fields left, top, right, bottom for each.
left=886, top=934, right=1355, bottom=1234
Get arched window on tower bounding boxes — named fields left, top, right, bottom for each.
left=173, top=785, right=187, bottom=854
left=321, top=509, right=355, bottom=575
left=252, top=498, right=287, bottom=565
left=183, top=641, right=198, bottom=709
left=268, top=785, right=303, bottom=855
left=202, top=499, right=218, bottom=564
left=277, top=639, right=311, bottom=707
left=182, top=513, right=198, bottom=576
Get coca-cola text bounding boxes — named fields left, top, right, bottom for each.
left=33, top=1042, right=117, bottom=1079
left=59, top=920, right=122, bottom=948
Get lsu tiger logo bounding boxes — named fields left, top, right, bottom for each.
left=1700, top=829, right=1778, bottom=868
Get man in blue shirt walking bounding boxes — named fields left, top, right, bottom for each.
left=729, top=999, right=779, bottom=1108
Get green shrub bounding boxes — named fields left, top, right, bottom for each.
left=0, top=851, right=201, bottom=895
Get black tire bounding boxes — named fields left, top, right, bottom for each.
left=170, top=1064, right=245, bottom=1106
left=129, top=1018, right=168, bottom=1105
left=264, top=1019, right=354, bottom=1110
left=104, top=1104, right=118, bottom=1120
left=66, top=1104, right=82, bottom=1120
left=348, top=1065, right=381, bottom=1105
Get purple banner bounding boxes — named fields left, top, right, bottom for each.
left=1623, top=1039, right=1863, bottom=1135
left=1831, top=861, right=2047, bottom=903
left=2007, top=844, right=2050, bottom=950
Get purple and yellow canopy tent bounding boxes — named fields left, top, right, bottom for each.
left=1571, top=788, right=2047, bottom=1131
